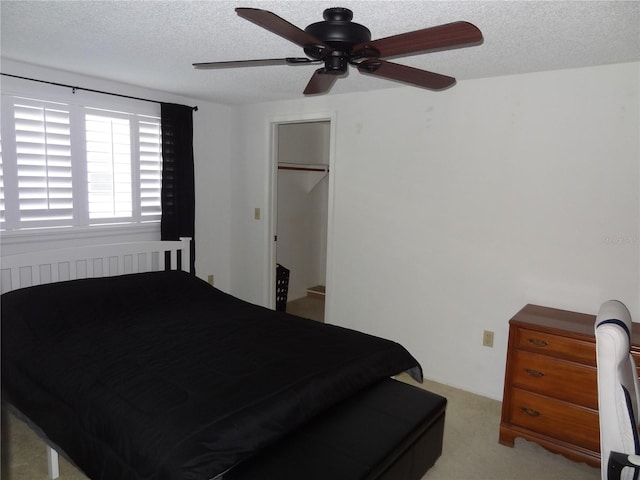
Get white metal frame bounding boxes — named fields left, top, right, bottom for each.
left=1, top=237, right=192, bottom=478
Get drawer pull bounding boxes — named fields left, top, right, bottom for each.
left=525, top=368, right=545, bottom=378
left=521, top=407, right=540, bottom=417
left=528, top=338, right=549, bottom=348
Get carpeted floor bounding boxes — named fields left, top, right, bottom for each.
left=396, top=373, right=599, bottom=480
left=2, top=374, right=600, bottom=480
left=285, top=295, right=325, bottom=322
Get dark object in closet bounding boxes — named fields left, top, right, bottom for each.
left=276, top=263, right=290, bottom=311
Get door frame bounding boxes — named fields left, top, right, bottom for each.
left=266, top=111, right=337, bottom=320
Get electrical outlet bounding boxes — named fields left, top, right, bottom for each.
left=483, top=330, right=494, bottom=348
left=254, top=208, right=261, bottom=220
left=207, top=274, right=214, bottom=286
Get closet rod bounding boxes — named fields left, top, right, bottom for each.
left=1, top=72, right=198, bottom=111
left=277, top=164, right=329, bottom=172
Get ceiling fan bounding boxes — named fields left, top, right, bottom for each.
left=194, top=7, right=483, bottom=95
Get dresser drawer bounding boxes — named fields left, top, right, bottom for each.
left=509, top=388, right=599, bottom=453
left=512, top=349, right=597, bottom=409
left=516, top=328, right=596, bottom=366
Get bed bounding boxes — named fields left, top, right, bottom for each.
left=1, top=238, right=446, bottom=480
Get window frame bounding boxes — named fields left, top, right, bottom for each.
left=0, top=86, right=162, bottom=241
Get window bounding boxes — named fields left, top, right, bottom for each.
left=0, top=95, right=162, bottom=231
left=85, top=111, right=132, bottom=219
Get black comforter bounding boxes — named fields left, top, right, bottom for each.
left=1, top=271, right=421, bottom=480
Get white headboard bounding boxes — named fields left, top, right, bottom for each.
left=0, top=237, right=192, bottom=294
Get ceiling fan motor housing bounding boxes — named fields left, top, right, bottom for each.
left=304, top=8, right=371, bottom=74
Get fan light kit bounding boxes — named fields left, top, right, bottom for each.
left=194, top=7, right=483, bottom=95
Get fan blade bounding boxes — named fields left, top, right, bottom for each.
left=303, top=69, right=338, bottom=95
left=357, top=59, right=456, bottom=90
left=236, top=8, right=331, bottom=53
left=354, top=21, right=482, bottom=59
left=193, top=58, right=317, bottom=69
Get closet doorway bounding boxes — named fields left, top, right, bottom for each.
left=274, top=120, right=331, bottom=322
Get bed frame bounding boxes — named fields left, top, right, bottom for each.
left=1, top=237, right=192, bottom=478
left=0, top=237, right=191, bottom=295
left=1, top=236, right=446, bottom=480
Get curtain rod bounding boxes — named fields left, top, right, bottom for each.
left=0, top=73, right=198, bottom=111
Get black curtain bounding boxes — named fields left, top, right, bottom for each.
left=161, top=103, right=195, bottom=273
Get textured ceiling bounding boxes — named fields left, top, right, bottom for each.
left=1, top=1, right=639, bottom=105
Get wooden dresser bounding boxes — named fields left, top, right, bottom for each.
left=499, top=304, right=640, bottom=467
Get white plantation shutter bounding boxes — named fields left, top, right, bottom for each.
left=14, top=99, right=73, bottom=225
left=138, top=117, right=162, bottom=219
left=1, top=94, right=162, bottom=232
left=85, top=111, right=132, bottom=219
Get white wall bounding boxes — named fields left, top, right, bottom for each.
left=276, top=170, right=329, bottom=300
left=0, top=59, right=235, bottom=292
left=191, top=101, right=234, bottom=292
left=277, top=121, right=330, bottom=165
left=230, top=62, right=640, bottom=400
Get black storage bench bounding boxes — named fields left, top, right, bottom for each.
left=224, top=378, right=447, bottom=480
